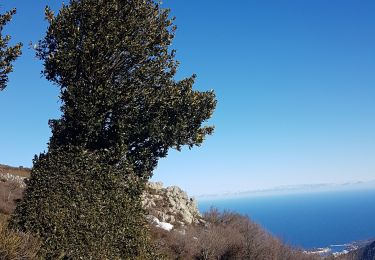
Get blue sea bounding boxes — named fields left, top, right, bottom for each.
left=198, top=189, right=375, bottom=250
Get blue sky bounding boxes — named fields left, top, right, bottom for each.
left=0, top=1, right=374, bottom=195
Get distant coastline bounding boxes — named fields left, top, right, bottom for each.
left=198, top=189, right=375, bottom=250
left=197, top=179, right=375, bottom=200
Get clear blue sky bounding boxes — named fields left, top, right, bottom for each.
left=0, top=1, right=374, bottom=195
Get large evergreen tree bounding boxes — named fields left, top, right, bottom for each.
left=0, top=9, right=22, bottom=91
left=40, top=0, right=216, bottom=179
left=11, top=0, right=216, bottom=258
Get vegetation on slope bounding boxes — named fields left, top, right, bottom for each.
left=0, top=173, right=37, bottom=260
left=0, top=170, right=329, bottom=260
left=151, top=208, right=321, bottom=260
left=0, top=164, right=30, bottom=178
left=336, top=241, right=375, bottom=260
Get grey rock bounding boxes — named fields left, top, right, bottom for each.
left=142, top=181, right=204, bottom=227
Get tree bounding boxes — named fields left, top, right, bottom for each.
left=0, top=8, right=22, bottom=91
left=40, top=0, right=216, bottom=179
left=11, top=0, right=216, bottom=258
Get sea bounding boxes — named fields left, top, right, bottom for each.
left=198, top=188, right=375, bottom=253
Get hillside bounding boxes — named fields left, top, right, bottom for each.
left=360, top=241, right=375, bottom=260
left=0, top=164, right=30, bottom=178
left=337, top=241, right=375, bottom=260
left=0, top=164, right=369, bottom=259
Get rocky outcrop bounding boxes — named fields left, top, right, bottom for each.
left=0, top=172, right=26, bottom=188
left=142, top=182, right=204, bottom=230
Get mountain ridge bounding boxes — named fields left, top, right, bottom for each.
left=197, top=180, right=375, bottom=199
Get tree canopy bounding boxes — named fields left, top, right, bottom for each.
left=39, top=0, right=216, bottom=179
left=0, top=9, right=22, bottom=91
left=11, top=0, right=216, bottom=258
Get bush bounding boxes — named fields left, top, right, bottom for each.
left=150, top=208, right=321, bottom=260
left=0, top=216, right=40, bottom=260
left=10, top=147, right=155, bottom=259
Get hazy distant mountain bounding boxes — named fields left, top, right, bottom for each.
left=198, top=180, right=375, bottom=199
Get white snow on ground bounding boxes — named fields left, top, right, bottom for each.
left=156, top=221, right=173, bottom=231
left=146, top=215, right=174, bottom=231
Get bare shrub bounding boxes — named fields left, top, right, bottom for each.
left=151, top=225, right=195, bottom=259
left=150, top=208, right=322, bottom=260
left=190, top=223, right=243, bottom=259
left=0, top=180, right=24, bottom=215
left=0, top=217, right=40, bottom=260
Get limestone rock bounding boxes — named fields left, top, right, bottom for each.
left=142, top=182, right=205, bottom=230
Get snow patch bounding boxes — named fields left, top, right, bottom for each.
left=147, top=215, right=174, bottom=231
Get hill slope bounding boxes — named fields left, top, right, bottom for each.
left=1, top=163, right=364, bottom=259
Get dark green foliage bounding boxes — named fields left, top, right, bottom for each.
left=11, top=0, right=215, bottom=258
left=0, top=9, right=22, bottom=91
left=11, top=147, right=153, bottom=259
left=39, top=0, right=216, bottom=179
